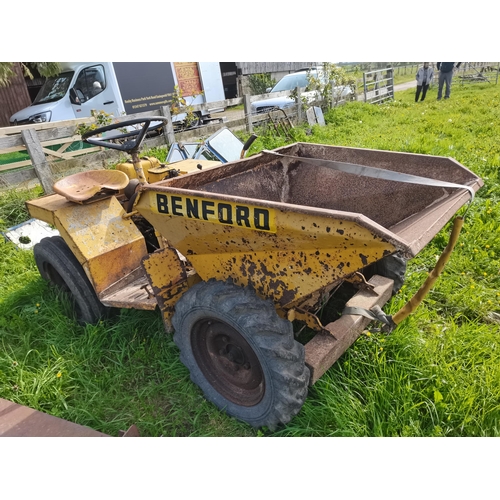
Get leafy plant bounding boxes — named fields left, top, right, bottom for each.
left=0, top=62, right=62, bottom=87
left=169, top=85, right=203, bottom=129
left=306, top=62, right=357, bottom=108
left=75, top=110, right=126, bottom=138
left=248, top=73, right=277, bottom=95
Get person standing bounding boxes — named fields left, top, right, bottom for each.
left=415, top=62, right=434, bottom=102
left=437, top=62, right=461, bottom=100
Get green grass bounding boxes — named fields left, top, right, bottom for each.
left=1, top=82, right=500, bottom=436
left=0, top=151, right=30, bottom=166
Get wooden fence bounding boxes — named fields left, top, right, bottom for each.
left=0, top=88, right=354, bottom=193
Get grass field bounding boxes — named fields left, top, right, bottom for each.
left=1, top=81, right=499, bottom=437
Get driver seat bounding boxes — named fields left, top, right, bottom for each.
left=53, top=169, right=129, bottom=203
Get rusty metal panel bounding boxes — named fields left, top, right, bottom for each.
left=0, top=398, right=108, bottom=437
left=142, top=247, right=189, bottom=332
left=99, top=266, right=158, bottom=310
left=49, top=196, right=148, bottom=295
left=305, top=274, right=394, bottom=384
left=135, top=188, right=397, bottom=307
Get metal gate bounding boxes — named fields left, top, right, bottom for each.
left=455, top=62, right=500, bottom=85
left=362, top=68, right=394, bottom=104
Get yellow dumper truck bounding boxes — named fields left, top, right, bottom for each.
left=26, top=117, right=483, bottom=429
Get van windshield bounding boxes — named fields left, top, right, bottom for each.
left=33, top=71, right=74, bottom=104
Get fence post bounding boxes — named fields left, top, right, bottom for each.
left=160, top=106, right=175, bottom=146
left=296, top=86, right=302, bottom=123
left=244, top=94, right=253, bottom=133
left=21, top=128, right=54, bottom=194
left=363, top=73, right=367, bottom=102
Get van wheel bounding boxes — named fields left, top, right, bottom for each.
left=33, top=236, right=108, bottom=325
left=172, top=279, right=310, bottom=430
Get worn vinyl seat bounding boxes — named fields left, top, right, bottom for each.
left=53, top=170, right=129, bottom=203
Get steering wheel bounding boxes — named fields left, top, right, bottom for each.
left=81, top=116, right=168, bottom=153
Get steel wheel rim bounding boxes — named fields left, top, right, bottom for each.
left=191, top=318, right=265, bottom=407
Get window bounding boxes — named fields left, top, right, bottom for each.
left=73, top=65, right=106, bottom=102
left=33, top=72, right=74, bottom=104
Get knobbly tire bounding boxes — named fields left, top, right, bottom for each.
left=33, top=236, right=108, bottom=325
left=172, top=279, right=310, bottom=430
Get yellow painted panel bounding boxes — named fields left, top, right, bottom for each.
left=26, top=194, right=73, bottom=226
left=52, top=196, right=148, bottom=294
left=149, top=191, right=276, bottom=233
left=136, top=191, right=396, bottom=306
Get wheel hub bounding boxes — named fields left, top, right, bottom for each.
left=191, top=318, right=265, bottom=407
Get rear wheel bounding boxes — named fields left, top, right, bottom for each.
left=172, top=279, right=310, bottom=430
left=33, top=236, right=108, bottom=325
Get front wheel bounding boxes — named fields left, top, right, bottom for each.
left=172, top=279, right=310, bottom=430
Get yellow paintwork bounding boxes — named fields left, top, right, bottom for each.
left=153, top=192, right=276, bottom=233
left=27, top=194, right=148, bottom=295
left=135, top=189, right=397, bottom=308
left=116, top=157, right=221, bottom=183
left=116, top=156, right=162, bottom=183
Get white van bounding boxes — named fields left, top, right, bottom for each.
left=10, top=62, right=225, bottom=126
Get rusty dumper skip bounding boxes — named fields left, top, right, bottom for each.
left=26, top=118, right=483, bottom=430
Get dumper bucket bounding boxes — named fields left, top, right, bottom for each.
left=135, top=142, right=482, bottom=309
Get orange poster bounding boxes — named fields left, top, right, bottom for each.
left=174, top=62, right=202, bottom=96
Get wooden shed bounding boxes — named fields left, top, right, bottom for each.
left=0, top=63, right=32, bottom=127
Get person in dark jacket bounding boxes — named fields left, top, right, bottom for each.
left=415, top=62, right=434, bottom=102
left=437, top=62, right=461, bottom=100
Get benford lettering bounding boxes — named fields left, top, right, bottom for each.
left=156, top=194, right=275, bottom=232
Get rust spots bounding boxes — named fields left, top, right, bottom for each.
left=359, top=253, right=368, bottom=266
left=279, top=287, right=298, bottom=306
left=337, top=229, right=344, bottom=235
left=326, top=227, right=331, bottom=233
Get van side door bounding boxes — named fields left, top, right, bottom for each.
left=70, top=64, right=120, bottom=119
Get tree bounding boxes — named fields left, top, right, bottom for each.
left=0, top=62, right=61, bottom=87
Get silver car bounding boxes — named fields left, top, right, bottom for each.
left=250, top=68, right=353, bottom=114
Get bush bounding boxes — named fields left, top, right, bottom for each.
left=248, top=73, right=276, bottom=95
